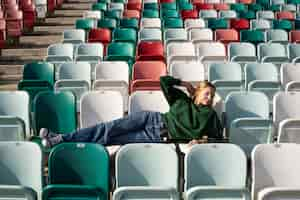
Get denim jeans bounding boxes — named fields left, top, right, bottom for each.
left=62, top=111, right=163, bottom=145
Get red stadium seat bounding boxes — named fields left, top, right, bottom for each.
left=5, top=9, right=23, bottom=37
left=88, top=28, right=111, bottom=55
left=194, top=3, right=214, bottom=11
left=136, top=41, right=165, bottom=62
left=239, top=0, right=253, bottom=4
left=132, top=61, right=167, bottom=81
left=131, top=61, right=167, bottom=92
left=214, top=3, right=230, bottom=10
left=230, top=19, right=249, bottom=31
left=215, top=29, right=239, bottom=45
left=126, top=2, right=142, bottom=11
left=131, top=80, right=161, bottom=93
left=20, top=1, right=36, bottom=30
left=47, top=0, right=56, bottom=13
left=181, top=9, right=198, bottom=20
left=0, top=19, right=6, bottom=48
left=0, top=10, right=4, bottom=18
left=290, top=30, right=300, bottom=43
left=276, top=11, right=295, bottom=20
left=123, top=9, right=140, bottom=19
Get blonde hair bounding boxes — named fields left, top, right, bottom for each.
left=193, top=80, right=216, bottom=105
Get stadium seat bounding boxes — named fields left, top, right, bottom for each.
left=248, top=4, right=263, bottom=12
left=18, top=62, right=54, bottom=111
left=215, top=29, right=239, bottom=44
left=239, top=10, right=256, bottom=20
left=289, top=30, right=300, bottom=43
left=166, top=41, right=197, bottom=66
left=104, top=10, right=122, bottom=20
left=5, top=9, right=23, bottom=37
left=194, top=3, right=214, bottom=11
left=75, top=43, right=103, bottom=78
left=214, top=3, right=230, bottom=10
left=287, top=43, right=300, bottom=62
left=230, top=3, right=247, bottom=12
left=21, top=1, right=36, bottom=31
left=181, top=9, right=198, bottom=20
left=0, top=142, right=42, bottom=199
left=136, top=41, right=164, bottom=61
left=140, top=18, right=161, bottom=29
left=112, top=28, right=137, bottom=44
left=250, top=19, right=272, bottom=30
left=88, top=28, right=111, bottom=52
left=199, top=10, right=218, bottom=19
left=281, top=4, right=297, bottom=12
left=228, top=42, right=257, bottom=62
left=113, top=143, right=179, bottom=200
left=188, top=28, right=213, bottom=42
left=258, top=43, right=289, bottom=63
left=273, top=92, right=300, bottom=141
left=97, top=18, right=117, bottom=31
left=207, top=18, right=228, bottom=30
left=0, top=19, right=5, bottom=48
left=126, top=2, right=142, bottom=11
left=142, top=9, right=159, bottom=18
left=129, top=90, right=169, bottom=113
left=219, top=10, right=237, bottom=19
left=33, top=91, right=77, bottom=135
left=184, top=19, right=205, bottom=30
left=265, top=29, right=288, bottom=43
left=91, top=3, right=107, bottom=12
left=245, top=63, right=281, bottom=109
left=252, top=144, right=300, bottom=200
left=230, top=19, right=250, bottom=31
left=258, top=188, right=300, bottom=200
left=75, top=18, right=94, bottom=32
left=256, top=10, right=275, bottom=20
left=164, top=28, right=188, bottom=45
left=280, top=63, right=300, bottom=91
left=139, top=28, right=162, bottom=41
left=123, top=9, right=140, bottom=19
left=196, top=42, right=226, bottom=62
left=93, top=61, right=129, bottom=111
left=225, top=92, right=271, bottom=156
left=119, top=18, right=139, bottom=30
left=143, top=3, right=159, bottom=10
left=43, top=143, right=110, bottom=200
left=109, top=2, right=124, bottom=11
left=240, top=30, right=265, bottom=45
left=80, top=91, right=124, bottom=128
left=62, top=29, right=85, bottom=44
left=83, top=11, right=101, bottom=28
left=163, top=18, right=183, bottom=29
left=184, top=144, right=249, bottom=200
left=54, top=62, right=91, bottom=110
left=273, top=19, right=293, bottom=31
left=169, top=61, right=205, bottom=85
left=0, top=91, right=30, bottom=140
left=132, top=60, right=167, bottom=81
left=276, top=11, right=295, bottom=20
left=208, top=62, right=243, bottom=100
left=35, top=0, right=47, bottom=18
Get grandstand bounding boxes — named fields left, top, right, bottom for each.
left=0, top=0, right=300, bottom=198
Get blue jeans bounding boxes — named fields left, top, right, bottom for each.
left=62, top=111, right=163, bottom=145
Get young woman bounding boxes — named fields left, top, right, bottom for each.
left=40, top=76, right=223, bottom=147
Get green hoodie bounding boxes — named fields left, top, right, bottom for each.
left=160, top=76, right=223, bottom=140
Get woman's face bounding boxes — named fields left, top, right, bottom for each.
left=194, top=87, right=215, bottom=106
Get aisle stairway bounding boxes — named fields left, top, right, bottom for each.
left=0, top=0, right=96, bottom=90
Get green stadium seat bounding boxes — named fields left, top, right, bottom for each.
left=207, top=18, right=228, bottom=30
left=97, top=18, right=118, bottom=30
left=43, top=143, right=110, bottom=200
left=240, top=30, right=265, bottom=45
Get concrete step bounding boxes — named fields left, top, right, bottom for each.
left=0, top=83, right=18, bottom=91
left=1, top=48, right=47, bottom=57
left=0, top=56, right=44, bottom=65
left=0, top=64, right=23, bottom=83
left=60, top=2, right=92, bottom=10
left=19, top=35, right=62, bottom=46
left=45, top=17, right=79, bottom=25
left=53, top=9, right=85, bottom=17
left=34, top=25, right=74, bottom=34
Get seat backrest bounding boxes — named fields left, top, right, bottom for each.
left=75, top=43, right=103, bottom=59
left=167, top=41, right=196, bottom=57
left=57, top=62, right=91, bottom=82
left=0, top=91, right=30, bottom=135
left=280, top=63, right=300, bottom=89
left=140, top=18, right=161, bottom=28
left=258, top=43, right=287, bottom=59
left=273, top=92, right=300, bottom=127
left=22, top=62, right=55, bottom=85
left=132, top=61, right=167, bottom=81
left=80, top=91, right=123, bottom=128
left=129, top=90, right=169, bottom=114
left=197, top=42, right=226, bottom=57
left=252, top=143, right=300, bottom=200
left=63, top=29, right=85, bottom=44
left=184, top=19, right=205, bottom=29
left=185, top=143, right=247, bottom=190
left=48, top=143, right=110, bottom=198
left=33, top=91, right=76, bottom=134
left=245, top=63, right=279, bottom=86
left=47, top=43, right=73, bottom=60
left=266, top=29, right=288, bottom=42
left=139, top=28, right=162, bottom=41
left=257, top=10, right=275, bottom=20
left=116, top=143, right=178, bottom=188
left=164, top=28, right=188, bottom=43
left=215, top=29, right=239, bottom=41
left=0, top=142, right=42, bottom=198
left=288, top=43, right=300, bottom=60
left=251, top=19, right=272, bottom=30
left=88, top=28, right=111, bottom=43
left=107, top=42, right=135, bottom=57
left=188, top=28, right=213, bottom=41
left=169, top=61, right=205, bottom=82
left=208, top=62, right=242, bottom=81
left=83, top=10, right=101, bottom=19
left=199, top=9, right=218, bottom=18
left=225, top=92, right=269, bottom=127
left=228, top=42, right=256, bottom=60
left=95, top=61, right=129, bottom=83
left=112, top=28, right=137, bottom=43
